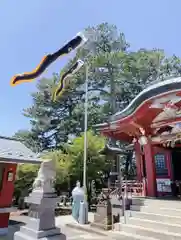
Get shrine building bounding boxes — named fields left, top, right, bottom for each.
left=95, top=77, right=181, bottom=198
left=0, top=136, right=41, bottom=235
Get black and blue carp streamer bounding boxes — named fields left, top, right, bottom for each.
left=10, top=32, right=87, bottom=86
left=52, top=59, right=84, bottom=102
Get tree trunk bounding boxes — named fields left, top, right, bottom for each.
left=110, top=74, right=116, bottom=114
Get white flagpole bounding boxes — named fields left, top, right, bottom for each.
left=83, top=64, right=88, bottom=195
left=79, top=64, right=89, bottom=224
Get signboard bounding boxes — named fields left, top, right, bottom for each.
left=154, top=154, right=168, bottom=177
left=156, top=178, right=171, bottom=192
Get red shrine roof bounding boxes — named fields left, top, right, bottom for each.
left=95, top=77, right=181, bottom=146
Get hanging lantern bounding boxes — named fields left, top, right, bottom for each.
left=138, top=136, right=148, bottom=146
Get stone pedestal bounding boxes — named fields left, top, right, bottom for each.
left=14, top=191, right=66, bottom=240
left=91, top=201, right=112, bottom=230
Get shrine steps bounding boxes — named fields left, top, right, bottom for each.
left=131, top=198, right=181, bottom=216
left=66, top=222, right=158, bottom=240
left=114, top=197, right=181, bottom=240
left=131, top=204, right=181, bottom=216
left=114, top=222, right=181, bottom=240
left=132, top=197, right=181, bottom=208
left=129, top=211, right=181, bottom=225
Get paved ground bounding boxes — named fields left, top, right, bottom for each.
left=5, top=213, right=108, bottom=240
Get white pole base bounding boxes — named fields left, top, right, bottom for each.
left=79, top=201, right=88, bottom=224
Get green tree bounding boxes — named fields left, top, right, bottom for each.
left=67, top=131, right=107, bottom=181
left=79, top=24, right=181, bottom=115
left=14, top=163, right=39, bottom=205
left=65, top=131, right=112, bottom=201
left=14, top=22, right=181, bottom=185
left=43, top=150, right=72, bottom=194
left=42, top=131, right=111, bottom=191
left=15, top=23, right=181, bottom=144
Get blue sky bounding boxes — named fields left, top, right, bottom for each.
left=1, top=0, right=181, bottom=136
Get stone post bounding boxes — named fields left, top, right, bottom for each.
left=14, top=159, right=66, bottom=240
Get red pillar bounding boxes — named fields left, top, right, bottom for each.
left=143, top=141, right=157, bottom=197
left=0, top=163, right=17, bottom=235
left=134, top=142, right=142, bottom=181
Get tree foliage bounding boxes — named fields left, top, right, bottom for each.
left=14, top=163, right=39, bottom=203
left=15, top=131, right=108, bottom=197
left=14, top=22, right=181, bottom=194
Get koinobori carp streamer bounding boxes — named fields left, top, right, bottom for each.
left=10, top=32, right=87, bottom=86
left=52, top=59, right=84, bottom=102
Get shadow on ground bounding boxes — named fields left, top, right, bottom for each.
left=5, top=219, right=67, bottom=240
left=2, top=220, right=25, bottom=240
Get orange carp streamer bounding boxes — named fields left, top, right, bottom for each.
left=10, top=32, right=87, bottom=86
left=52, top=59, right=84, bottom=102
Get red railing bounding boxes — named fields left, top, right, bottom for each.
left=110, top=180, right=146, bottom=197
left=122, top=180, right=146, bottom=197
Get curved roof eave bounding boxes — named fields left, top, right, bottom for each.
left=111, top=76, right=181, bottom=122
